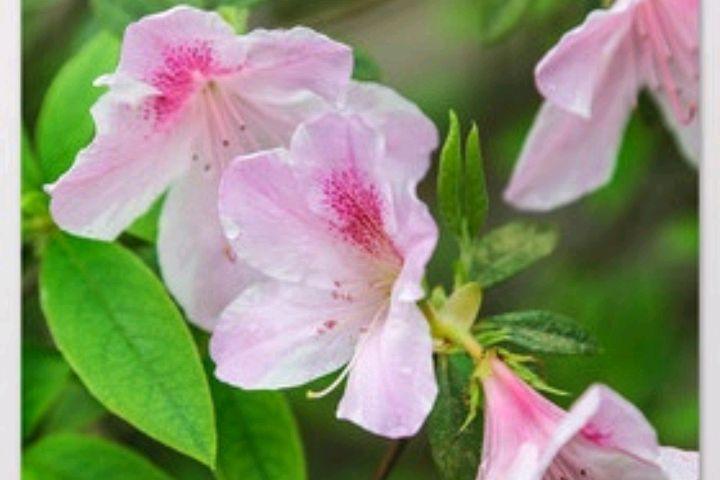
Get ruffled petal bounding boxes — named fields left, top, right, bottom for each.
left=340, top=81, right=438, bottom=185
left=336, top=300, right=436, bottom=438
left=504, top=44, right=639, bottom=211
left=47, top=94, right=192, bottom=240
left=658, top=447, right=699, bottom=480
left=237, top=27, right=352, bottom=105
left=535, top=1, right=636, bottom=117
left=157, top=166, right=261, bottom=331
left=210, top=281, right=371, bottom=389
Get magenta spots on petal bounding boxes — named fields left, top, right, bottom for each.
left=144, top=40, right=239, bottom=125
left=581, top=423, right=613, bottom=446
left=322, top=167, right=401, bottom=263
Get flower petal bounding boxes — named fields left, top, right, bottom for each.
left=336, top=300, right=436, bottom=438
left=157, top=167, right=261, bottom=331
left=116, top=6, right=236, bottom=82
left=219, top=148, right=369, bottom=288
left=652, top=89, right=700, bottom=165
left=210, top=281, right=371, bottom=389
left=535, top=1, right=636, bottom=117
left=537, top=385, right=662, bottom=477
left=658, top=447, right=699, bottom=480
left=47, top=95, right=192, bottom=240
left=504, top=44, right=639, bottom=211
left=237, top=27, right=352, bottom=105
left=340, top=81, right=438, bottom=184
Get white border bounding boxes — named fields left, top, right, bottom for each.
left=701, top=0, right=719, bottom=478
left=0, top=0, right=20, bottom=477
left=0, top=1, right=713, bottom=479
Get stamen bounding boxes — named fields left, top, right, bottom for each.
left=306, top=362, right=353, bottom=399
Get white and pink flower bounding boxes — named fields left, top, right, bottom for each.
left=504, top=0, right=699, bottom=211
left=479, top=357, right=698, bottom=480
left=46, top=6, right=353, bottom=329
left=210, top=106, right=439, bottom=438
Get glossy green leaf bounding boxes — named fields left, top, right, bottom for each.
left=438, top=110, right=464, bottom=236
left=23, top=434, right=173, bottom=480
left=471, top=221, right=558, bottom=287
left=36, top=32, right=120, bottom=183
left=212, top=378, right=306, bottom=480
left=463, top=123, right=488, bottom=236
left=22, top=346, right=71, bottom=439
left=427, top=354, right=483, bottom=480
left=40, top=233, right=216, bottom=466
left=477, top=311, right=599, bottom=355
left=478, top=0, right=533, bottom=44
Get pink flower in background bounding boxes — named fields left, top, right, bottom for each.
left=211, top=108, right=439, bottom=438
left=504, top=0, right=699, bottom=211
left=478, top=357, right=698, bottom=480
left=46, top=6, right=353, bottom=329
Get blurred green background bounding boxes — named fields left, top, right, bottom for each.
left=22, top=0, right=698, bottom=478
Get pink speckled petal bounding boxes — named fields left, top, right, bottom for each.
left=117, top=6, right=237, bottom=83
left=157, top=166, right=262, bottom=331
left=658, top=447, right=699, bottom=480
left=47, top=94, right=192, bottom=240
left=535, top=0, right=636, bottom=117
left=210, top=280, right=370, bottom=389
left=218, top=148, right=369, bottom=289
left=504, top=43, right=638, bottom=211
left=337, top=300, right=436, bottom=438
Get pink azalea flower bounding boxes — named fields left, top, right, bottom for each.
left=504, top=0, right=699, bottom=210
left=210, top=102, right=439, bottom=438
left=479, top=357, right=698, bottom=480
left=46, top=6, right=353, bottom=329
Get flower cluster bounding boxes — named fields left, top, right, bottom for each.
left=47, top=2, right=699, bottom=479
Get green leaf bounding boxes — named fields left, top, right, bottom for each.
left=216, top=5, right=249, bottom=33
left=125, top=196, right=164, bottom=243
left=212, top=378, right=306, bottom=480
left=22, top=346, right=71, bottom=439
left=477, top=311, right=599, bottom=355
left=478, top=0, right=533, bottom=44
left=23, top=434, right=173, bottom=480
left=352, top=49, right=381, bottom=82
left=40, top=233, right=216, bottom=467
left=89, top=0, right=205, bottom=36
left=427, top=354, right=483, bottom=480
left=437, top=110, right=464, bottom=236
left=463, top=123, right=488, bottom=236
left=36, top=32, right=120, bottom=183
left=471, top=221, right=558, bottom=287
left=22, top=128, right=43, bottom=193
left=42, top=379, right=107, bottom=435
